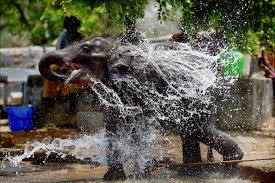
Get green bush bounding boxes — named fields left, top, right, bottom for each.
left=30, top=23, right=47, bottom=45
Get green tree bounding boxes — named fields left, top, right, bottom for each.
left=0, top=0, right=65, bottom=46
left=164, top=0, right=274, bottom=54
left=1, top=0, right=274, bottom=53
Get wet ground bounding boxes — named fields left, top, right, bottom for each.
left=0, top=119, right=274, bottom=183
left=0, top=161, right=270, bottom=183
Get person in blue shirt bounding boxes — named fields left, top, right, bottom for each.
left=56, top=16, right=83, bottom=49
left=39, top=16, right=83, bottom=129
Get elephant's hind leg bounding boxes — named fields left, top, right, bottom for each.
left=197, top=126, right=244, bottom=161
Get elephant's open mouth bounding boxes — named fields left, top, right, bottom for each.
left=50, top=62, right=97, bottom=85
left=39, top=48, right=109, bottom=82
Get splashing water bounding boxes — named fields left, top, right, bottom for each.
left=91, top=42, right=219, bottom=124
left=5, top=41, right=237, bottom=175
left=84, top=41, right=220, bottom=172
left=5, top=130, right=107, bottom=166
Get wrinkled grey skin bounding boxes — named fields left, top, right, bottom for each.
left=39, top=37, right=244, bottom=180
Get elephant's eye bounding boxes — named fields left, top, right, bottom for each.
left=91, top=39, right=104, bottom=52
left=81, top=43, right=91, bottom=53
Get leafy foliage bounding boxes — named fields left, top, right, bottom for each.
left=164, top=0, right=274, bottom=54
left=0, top=0, right=64, bottom=46
left=1, top=0, right=274, bottom=54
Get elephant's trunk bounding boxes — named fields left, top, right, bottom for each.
left=39, top=53, right=67, bottom=81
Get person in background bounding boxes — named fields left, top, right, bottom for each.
left=56, top=16, right=83, bottom=49
left=258, top=47, right=275, bottom=100
left=39, top=16, right=83, bottom=128
left=267, top=46, right=275, bottom=71
left=258, top=47, right=275, bottom=78
left=172, top=27, right=189, bottom=43
left=56, top=16, right=84, bottom=123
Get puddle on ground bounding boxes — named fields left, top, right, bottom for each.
left=0, top=161, right=43, bottom=176
left=0, top=166, right=41, bottom=176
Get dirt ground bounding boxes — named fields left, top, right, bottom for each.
left=0, top=118, right=274, bottom=183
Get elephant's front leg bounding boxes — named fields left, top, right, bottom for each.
left=129, top=124, right=152, bottom=179
left=180, top=133, right=203, bottom=176
left=180, top=134, right=201, bottom=163
left=103, top=112, right=126, bottom=181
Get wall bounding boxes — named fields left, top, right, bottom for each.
left=215, top=77, right=273, bottom=131
left=0, top=47, right=55, bottom=68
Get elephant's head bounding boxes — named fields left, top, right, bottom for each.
left=39, top=37, right=115, bottom=83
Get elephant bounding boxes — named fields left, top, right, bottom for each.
left=39, top=37, right=244, bottom=180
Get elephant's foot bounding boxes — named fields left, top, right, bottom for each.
left=222, top=148, right=244, bottom=170
left=103, top=164, right=126, bottom=181
left=223, top=149, right=244, bottom=161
